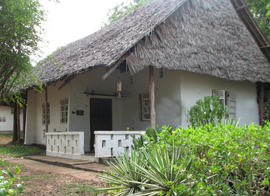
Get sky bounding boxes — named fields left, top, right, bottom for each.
left=36, top=0, right=124, bottom=63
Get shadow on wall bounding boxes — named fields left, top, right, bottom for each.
left=156, top=97, right=181, bottom=127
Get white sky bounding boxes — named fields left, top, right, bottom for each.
left=36, top=0, right=124, bottom=63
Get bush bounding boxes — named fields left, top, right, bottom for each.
left=0, top=166, right=23, bottom=195
left=102, top=123, right=270, bottom=195
left=187, top=94, right=228, bottom=127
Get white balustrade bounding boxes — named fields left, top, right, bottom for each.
left=45, top=132, right=84, bottom=159
left=94, top=131, right=144, bottom=158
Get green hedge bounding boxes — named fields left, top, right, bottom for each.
left=101, top=123, right=270, bottom=195
left=155, top=123, right=270, bottom=195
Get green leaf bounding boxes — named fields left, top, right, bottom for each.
left=17, top=184, right=23, bottom=192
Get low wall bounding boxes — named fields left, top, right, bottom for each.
left=94, top=131, right=144, bottom=158
left=45, top=132, right=84, bottom=159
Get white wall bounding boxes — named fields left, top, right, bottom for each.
left=0, top=106, right=23, bottom=132
left=68, top=67, right=183, bottom=152
left=179, top=71, right=259, bottom=127
left=25, top=81, right=70, bottom=145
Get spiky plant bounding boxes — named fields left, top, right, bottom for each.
left=99, top=146, right=195, bottom=196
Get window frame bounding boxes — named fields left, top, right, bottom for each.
left=140, top=93, right=150, bottom=121
left=42, top=103, right=50, bottom=125
left=60, top=98, right=68, bottom=123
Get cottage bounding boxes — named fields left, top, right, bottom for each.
left=24, top=0, right=270, bottom=158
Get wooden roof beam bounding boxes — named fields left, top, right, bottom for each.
left=101, top=53, right=130, bottom=80
left=236, top=5, right=247, bottom=11
left=58, top=75, right=76, bottom=91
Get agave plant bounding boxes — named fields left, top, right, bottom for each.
left=98, top=150, right=147, bottom=195
left=129, top=146, right=194, bottom=196
left=99, top=145, right=195, bottom=196
left=213, top=116, right=240, bottom=127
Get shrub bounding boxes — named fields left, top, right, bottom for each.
left=0, top=166, right=23, bottom=195
left=102, top=123, right=270, bottom=195
left=157, top=124, right=270, bottom=195
left=187, top=94, right=228, bottom=127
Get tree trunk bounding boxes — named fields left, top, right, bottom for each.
left=149, top=66, right=156, bottom=129
left=12, top=104, right=17, bottom=142
left=16, top=103, right=20, bottom=143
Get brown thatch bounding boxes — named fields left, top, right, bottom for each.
left=35, top=0, right=270, bottom=85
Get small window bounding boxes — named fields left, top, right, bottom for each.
left=212, top=90, right=236, bottom=120
left=140, top=93, right=150, bottom=121
left=0, top=117, right=2, bottom=122
left=3, top=117, right=6, bottom=122
left=11, top=107, right=22, bottom=114
left=42, top=103, right=50, bottom=125
left=60, top=99, right=68, bottom=123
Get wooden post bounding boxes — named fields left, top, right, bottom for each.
left=23, top=91, right=28, bottom=141
left=149, top=66, right=156, bottom=129
left=45, top=87, right=49, bottom=133
left=16, top=103, right=20, bottom=143
left=12, top=103, right=18, bottom=142
left=259, top=83, right=264, bottom=126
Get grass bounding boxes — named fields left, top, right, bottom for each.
left=0, top=144, right=46, bottom=157
left=0, top=133, right=46, bottom=157
left=0, top=133, right=13, bottom=144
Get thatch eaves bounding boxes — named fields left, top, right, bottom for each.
left=35, top=0, right=270, bottom=85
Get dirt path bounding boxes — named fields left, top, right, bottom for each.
left=3, top=157, right=109, bottom=196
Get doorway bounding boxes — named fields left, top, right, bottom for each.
left=90, top=98, right=112, bottom=151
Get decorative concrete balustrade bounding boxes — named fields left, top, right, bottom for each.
left=45, top=132, right=84, bottom=159
left=94, top=131, right=144, bottom=158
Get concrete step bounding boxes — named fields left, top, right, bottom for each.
left=24, top=155, right=113, bottom=173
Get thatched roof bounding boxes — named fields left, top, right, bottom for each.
left=35, top=0, right=270, bottom=85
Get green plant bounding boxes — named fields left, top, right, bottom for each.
left=187, top=95, right=228, bottom=127
left=99, top=146, right=195, bottom=196
left=99, top=150, right=146, bottom=195
left=131, top=125, right=163, bottom=151
left=212, top=116, right=241, bottom=127
left=156, top=124, right=270, bottom=195
left=0, top=167, right=23, bottom=195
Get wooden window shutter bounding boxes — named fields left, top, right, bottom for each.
left=227, top=92, right=236, bottom=120
left=212, top=90, right=226, bottom=106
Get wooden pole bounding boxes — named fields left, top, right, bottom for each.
left=16, top=103, right=20, bottom=143
left=45, top=87, right=49, bottom=133
left=259, top=83, right=264, bottom=126
left=149, top=66, right=156, bottom=129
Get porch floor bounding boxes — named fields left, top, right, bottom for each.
left=24, top=155, right=113, bottom=173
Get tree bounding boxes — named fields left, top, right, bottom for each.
left=102, top=0, right=153, bottom=27
left=245, top=0, right=270, bottom=41
left=0, top=0, right=45, bottom=102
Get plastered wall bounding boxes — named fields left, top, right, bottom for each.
left=0, top=106, right=23, bottom=132
left=25, top=80, right=70, bottom=144
left=179, top=71, right=259, bottom=127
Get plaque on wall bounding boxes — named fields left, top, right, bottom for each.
left=76, top=110, right=84, bottom=116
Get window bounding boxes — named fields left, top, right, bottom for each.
left=60, top=99, right=68, bottom=123
left=0, top=117, right=2, bottom=122
left=212, top=90, right=236, bottom=120
left=3, top=117, right=6, bottom=122
left=42, top=103, right=50, bottom=125
left=11, top=108, right=22, bottom=114
left=140, top=93, right=150, bottom=120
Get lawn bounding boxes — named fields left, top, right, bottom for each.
left=0, top=133, right=109, bottom=196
